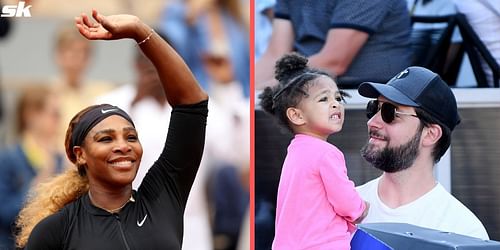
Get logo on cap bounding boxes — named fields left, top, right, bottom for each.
left=396, top=69, right=409, bottom=79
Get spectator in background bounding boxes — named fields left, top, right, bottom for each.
left=453, top=0, right=500, bottom=87
left=407, top=0, right=457, bottom=20
left=356, top=66, right=489, bottom=240
left=0, top=85, right=65, bottom=249
left=0, top=2, right=10, bottom=39
left=0, top=0, right=13, bottom=144
left=255, top=0, right=412, bottom=89
left=202, top=45, right=249, bottom=250
left=406, top=0, right=459, bottom=66
left=51, top=23, right=115, bottom=151
left=255, top=0, right=275, bottom=59
left=160, top=0, right=250, bottom=97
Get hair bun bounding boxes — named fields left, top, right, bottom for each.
left=274, top=52, right=308, bottom=82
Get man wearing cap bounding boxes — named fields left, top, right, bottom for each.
left=356, top=66, right=489, bottom=239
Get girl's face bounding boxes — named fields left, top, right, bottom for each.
left=292, top=77, right=345, bottom=140
left=75, top=115, right=143, bottom=189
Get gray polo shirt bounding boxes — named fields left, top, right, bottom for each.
left=275, top=0, right=412, bottom=86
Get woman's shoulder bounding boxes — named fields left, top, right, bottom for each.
left=31, top=198, right=83, bottom=231
left=32, top=210, right=66, bottom=232
left=27, top=209, right=68, bottom=248
left=26, top=198, right=84, bottom=248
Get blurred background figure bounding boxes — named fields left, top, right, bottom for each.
left=202, top=47, right=249, bottom=250
left=160, top=0, right=250, bottom=97
left=453, top=0, right=500, bottom=87
left=51, top=23, right=115, bottom=150
left=255, top=0, right=275, bottom=59
left=0, top=1, right=10, bottom=39
left=406, top=0, right=459, bottom=67
left=160, top=2, right=250, bottom=247
left=0, top=85, right=65, bottom=249
left=0, top=0, right=13, bottom=146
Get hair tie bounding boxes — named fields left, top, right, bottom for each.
left=272, top=72, right=320, bottom=102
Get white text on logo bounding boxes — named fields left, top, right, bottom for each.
left=1, top=2, right=32, bottom=17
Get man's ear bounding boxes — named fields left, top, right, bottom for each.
left=422, top=124, right=442, bottom=147
left=73, top=146, right=86, bottom=166
left=286, top=107, right=306, bottom=126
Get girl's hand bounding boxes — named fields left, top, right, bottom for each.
left=75, top=9, right=144, bottom=42
left=354, top=201, right=370, bottom=224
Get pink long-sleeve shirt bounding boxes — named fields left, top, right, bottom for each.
left=272, top=134, right=365, bottom=250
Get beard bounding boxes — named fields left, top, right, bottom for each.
left=361, top=128, right=422, bottom=173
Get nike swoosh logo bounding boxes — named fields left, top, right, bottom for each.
left=137, top=214, right=148, bottom=227
left=101, top=108, right=118, bottom=114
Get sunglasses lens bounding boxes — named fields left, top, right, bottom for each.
left=381, top=103, right=396, bottom=123
left=366, top=100, right=397, bottom=124
left=366, top=100, right=378, bottom=119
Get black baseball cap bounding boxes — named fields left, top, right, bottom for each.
left=358, top=66, right=461, bottom=131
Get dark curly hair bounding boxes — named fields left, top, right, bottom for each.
left=259, top=52, right=348, bottom=133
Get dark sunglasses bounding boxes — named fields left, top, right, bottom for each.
left=366, top=100, right=419, bottom=123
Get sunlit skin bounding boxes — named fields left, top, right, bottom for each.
left=291, top=76, right=345, bottom=140
left=366, top=96, right=421, bottom=151
left=75, top=115, right=143, bottom=192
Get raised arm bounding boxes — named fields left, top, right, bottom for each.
left=75, top=9, right=207, bottom=106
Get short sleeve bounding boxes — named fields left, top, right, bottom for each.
left=274, top=0, right=290, bottom=20
left=330, top=0, right=392, bottom=35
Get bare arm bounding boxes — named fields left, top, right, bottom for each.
left=353, top=201, right=370, bottom=224
left=75, top=9, right=207, bottom=106
left=308, top=28, right=369, bottom=77
left=255, top=19, right=294, bottom=90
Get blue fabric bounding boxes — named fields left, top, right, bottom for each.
left=274, top=0, right=412, bottom=85
left=255, top=0, right=276, bottom=59
left=211, top=166, right=249, bottom=249
left=0, top=144, right=64, bottom=249
left=160, top=2, right=250, bottom=97
left=351, top=228, right=393, bottom=250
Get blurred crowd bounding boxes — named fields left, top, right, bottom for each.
left=0, top=0, right=249, bottom=250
